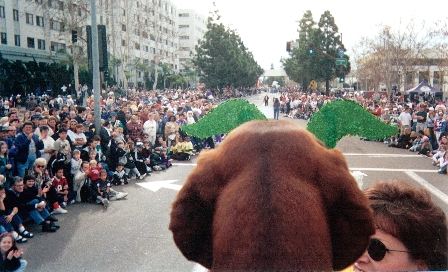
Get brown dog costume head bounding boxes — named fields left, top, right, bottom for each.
left=169, top=120, right=374, bottom=271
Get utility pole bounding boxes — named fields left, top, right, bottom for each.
left=90, top=0, right=101, bottom=135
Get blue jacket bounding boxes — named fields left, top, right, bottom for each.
left=440, top=120, right=448, bottom=134
left=13, top=133, right=43, bottom=163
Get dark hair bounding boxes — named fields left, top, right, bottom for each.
left=39, top=125, right=49, bottom=132
left=365, top=181, right=447, bottom=270
left=58, top=128, right=68, bottom=134
left=22, top=121, right=33, bottom=128
left=23, top=175, right=35, bottom=182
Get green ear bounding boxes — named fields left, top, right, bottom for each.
left=181, top=99, right=267, bottom=139
left=307, top=100, right=398, bottom=148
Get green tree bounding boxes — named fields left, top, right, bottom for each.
left=194, top=13, right=263, bottom=90
left=283, top=10, right=351, bottom=94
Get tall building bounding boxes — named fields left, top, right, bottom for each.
left=177, top=9, right=207, bottom=72
left=0, top=0, right=181, bottom=88
left=98, top=0, right=180, bottom=87
left=0, top=0, right=70, bottom=63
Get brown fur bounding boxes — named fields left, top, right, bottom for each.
left=169, top=120, right=374, bottom=271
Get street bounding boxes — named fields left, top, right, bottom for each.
left=24, top=93, right=448, bottom=272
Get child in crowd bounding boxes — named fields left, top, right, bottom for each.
left=88, top=160, right=102, bottom=183
left=97, top=170, right=127, bottom=201
left=116, top=141, right=143, bottom=180
left=171, top=136, right=193, bottom=161
left=133, top=142, right=152, bottom=177
left=70, top=150, right=82, bottom=178
left=419, top=136, right=433, bottom=156
left=94, top=170, right=110, bottom=209
left=112, top=163, right=128, bottom=186
left=0, top=233, right=27, bottom=272
left=51, top=168, right=70, bottom=207
left=409, top=132, right=423, bottom=152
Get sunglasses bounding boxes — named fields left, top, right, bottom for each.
left=37, top=165, right=45, bottom=168
left=367, top=238, right=410, bottom=262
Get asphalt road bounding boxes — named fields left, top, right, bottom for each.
left=23, top=93, right=448, bottom=272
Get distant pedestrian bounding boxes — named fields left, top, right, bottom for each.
left=264, top=95, right=269, bottom=106
left=273, top=98, right=280, bottom=120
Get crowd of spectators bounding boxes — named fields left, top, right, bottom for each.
left=268, top=87, right=448, bottom=174
left=0, top=86, right=258, bottom=271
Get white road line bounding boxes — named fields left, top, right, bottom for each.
left=191, top=264, right=208, bottom=272
left=173, top=164, right=438, bottom=173
left=343, top=153, right=421, bottom=158
left=350, top=168, right=437, bottom=173
left=405, top=171, right=448, bottom=204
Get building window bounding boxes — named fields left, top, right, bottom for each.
left=50, top=20, right=64, bottom=31
left=38, top=39, right=45, bottom=50
left=26, top=13, right=34, bottom=25
left=0, top=6, right=5, bottom=18
left=145, top=46, right=148, bottom=52
left=121, top=40, right=126, bottom=46
left=27, top=37, right=35, bottom=48
left=121, top=24, right=126, bottom=31
left=50, top=41, right=66, bottom=52
left=179, top=25, right=189, bottom=29
left=179, top=36, right=189, bottom=40
left=122, top=8, right=125, bottom=16
left=58, top=1, right=64, bottom=10
left=13, top=9, right=19, bottom=21
left=179, top=13, right=189, bottom=17
left=35, top=0, right=43, bottom=4
left=36, top=16, right=44, bottom=27
left=14, top=35, right=20, bottom=46
left=0, top=32, right=6, bottom=45
left=135, top=43, right=140, bottom=50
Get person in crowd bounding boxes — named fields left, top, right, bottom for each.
left=171, top=136, right=193, bottom=161
left=126, top=115, right=143, bottom=142
left=51, top=168, right=70, bottom=208
left=28, top=159, right=66, bottom=214
left=14, top=122, right=44, bottom=177
left=0, top=185, right=26, bottom=244
left=39, top=126, right=55, bottom=163
left=0, top=232, right=27, bottom=272
left=112, top=163, right=128, bottom=186
left=164, top=116, right=179, bottom=148
left=353, top=181, right=447, bottom=271
left=0, top=142, right=13, bottom=188
left=143, top=113, right=157, bottom=145
left=6, top=177, right=57, bottom=233
left=414, top=103, right=427, bottom=133
left=73, top=161, right=90, bottom=203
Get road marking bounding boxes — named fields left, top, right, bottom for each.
left=191, top=264, right=208, bottom=272
left=350, top=167, right=437, bottom=173
left=343, top=153, right=421, bottom=158
left=172, top=163, right=198, bottom=166
left=136, top=179, right=182, bottom=192
left=405, top=171, right=448, bottom=204
left=174, top=163, right=438, bottom=173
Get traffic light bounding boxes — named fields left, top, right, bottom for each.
left=71, top=30, right=78, bottom=43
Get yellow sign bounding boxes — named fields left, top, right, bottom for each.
left=309, top=80, right=318, bottom=90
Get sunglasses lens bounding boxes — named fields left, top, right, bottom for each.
left=368, top=239, right=387, bottom=262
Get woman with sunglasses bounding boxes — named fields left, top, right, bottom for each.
left=353, top=181, right=447, bottom=271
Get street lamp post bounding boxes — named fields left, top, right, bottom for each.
left=90, top=0, right=101, bottom=135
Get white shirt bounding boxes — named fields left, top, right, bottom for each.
left=399, top=112, right=412, bottom=126
left=41, top=136, right=55, bottom=162
left=143, top=119, right=157, bottom=137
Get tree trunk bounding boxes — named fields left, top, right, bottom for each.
left=74, top=60, right=79, bottom=94
left=326, top=79, right=330, bottom=96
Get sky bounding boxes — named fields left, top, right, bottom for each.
left=173, top=0, right=448, bottom=71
